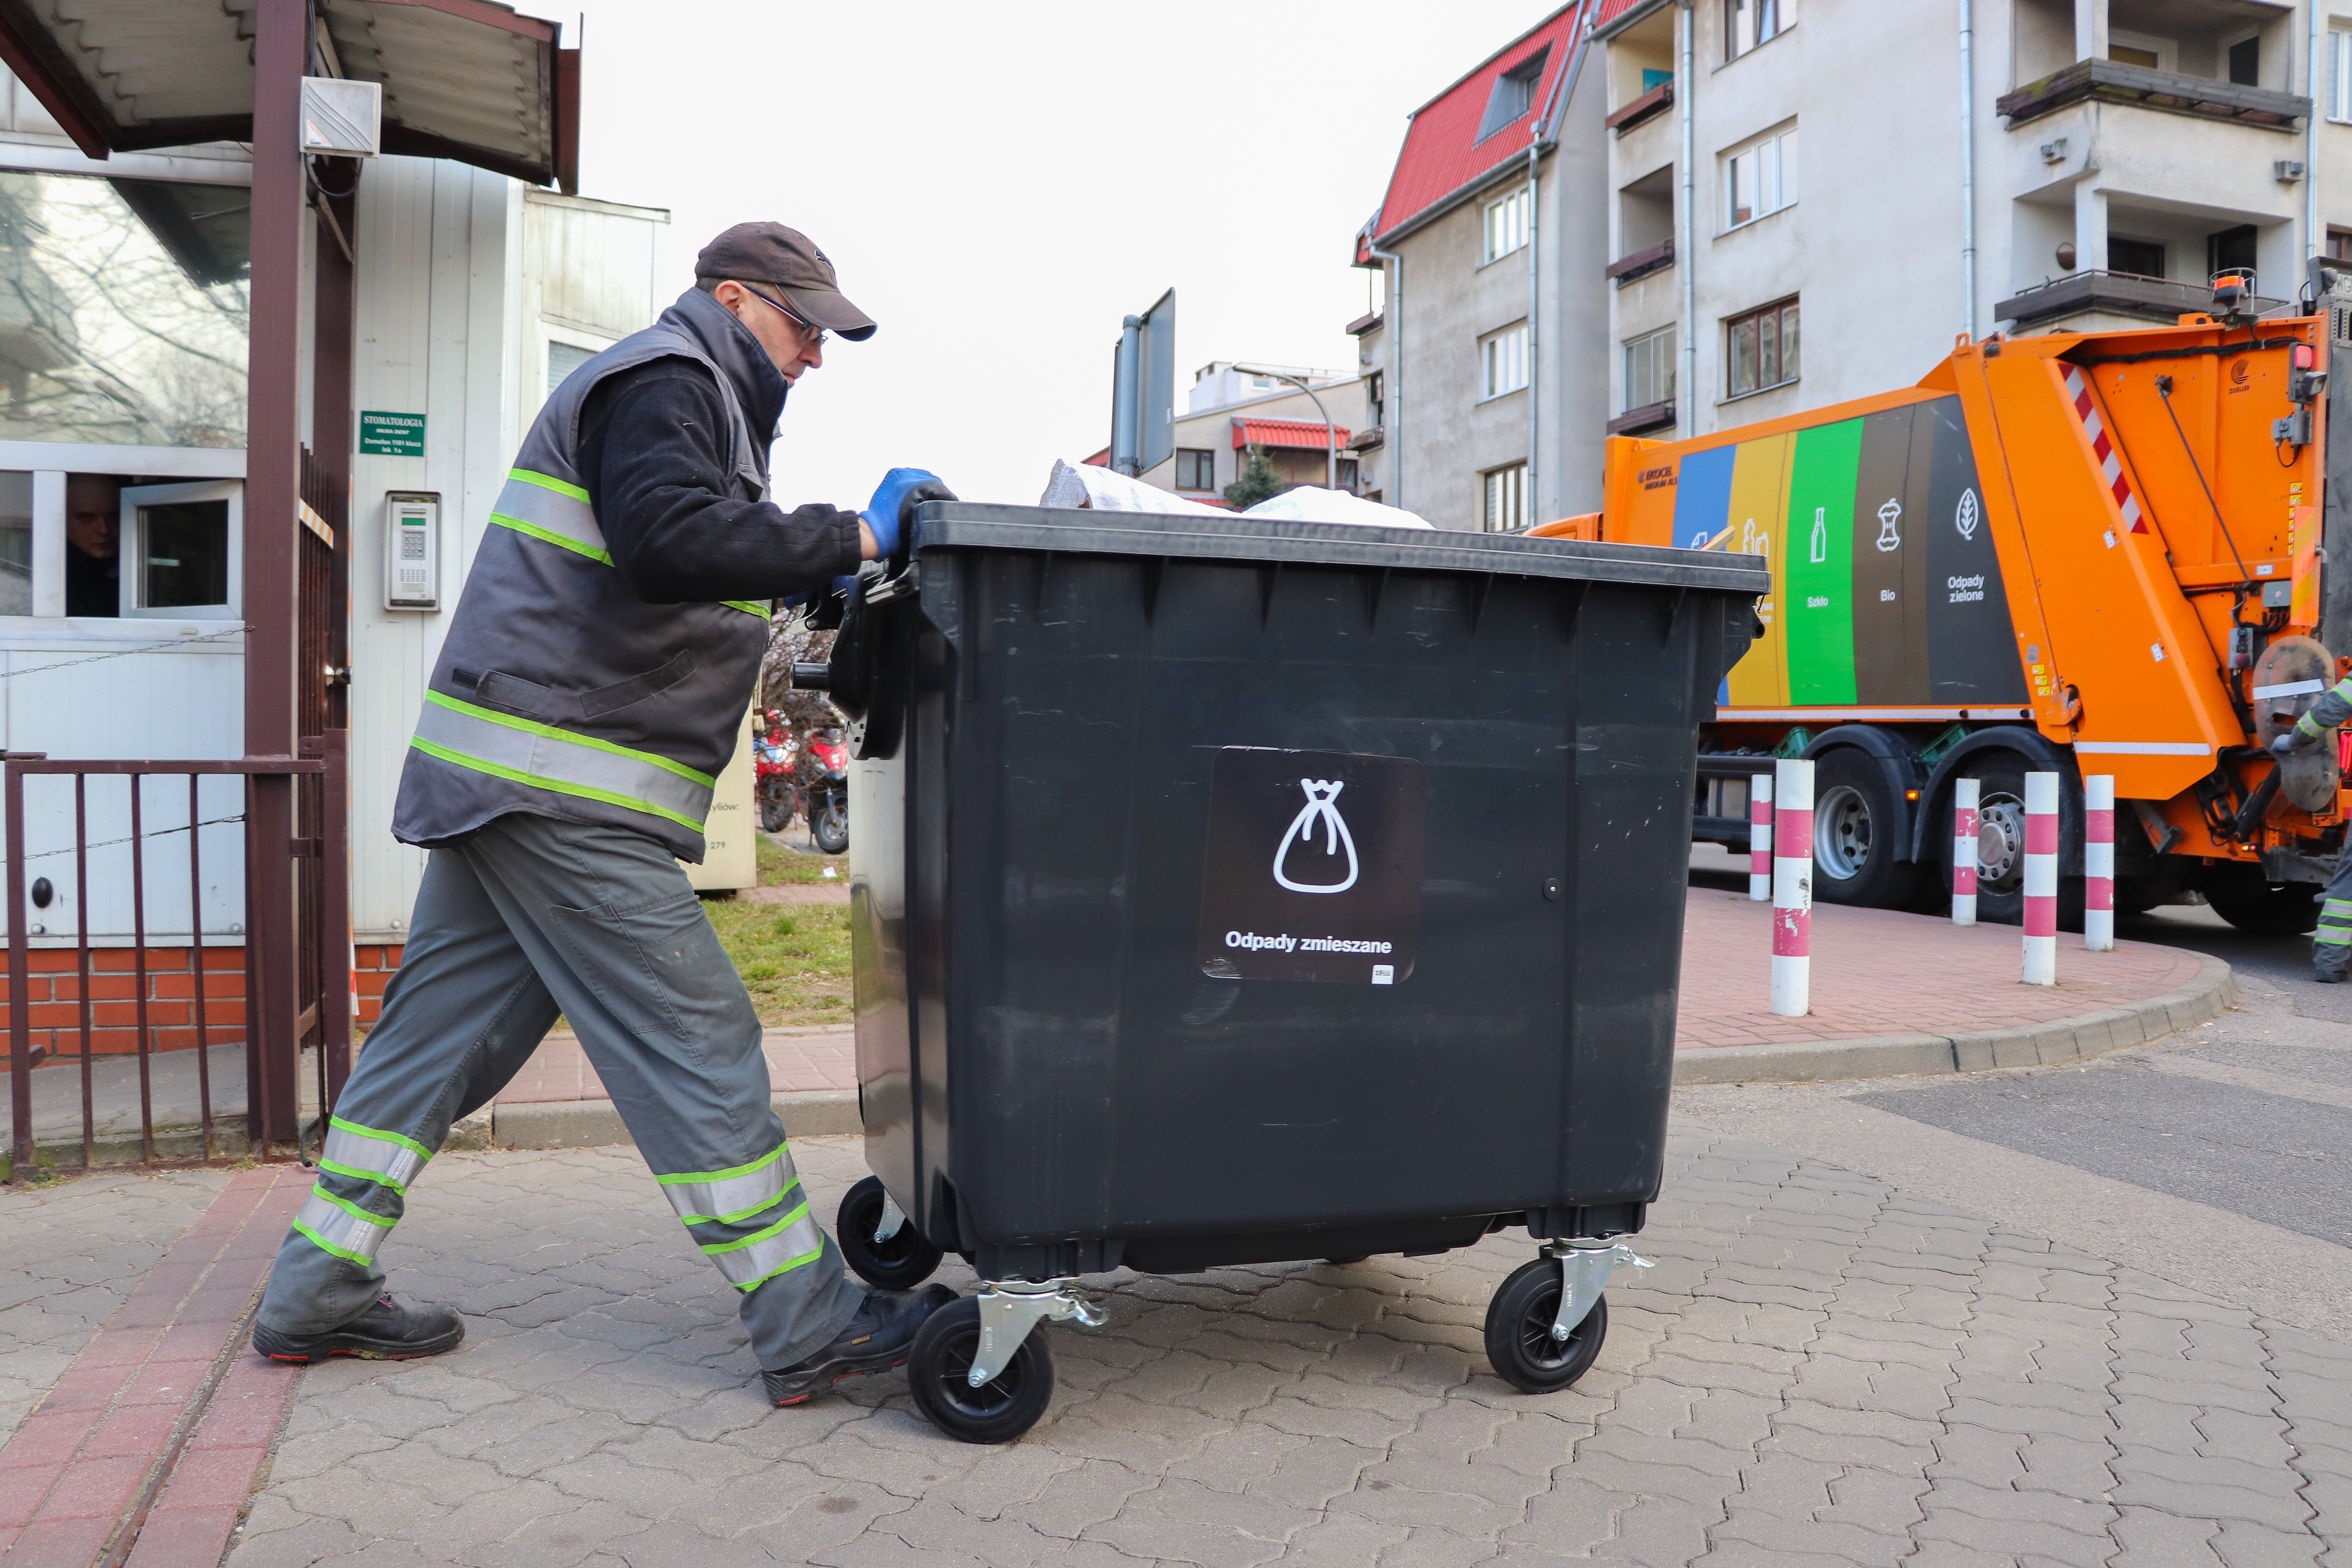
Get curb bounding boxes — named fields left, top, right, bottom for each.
left=485, top=1088, right=860, bottom=1151
left=1671, top=951, right=2238, bottom=1086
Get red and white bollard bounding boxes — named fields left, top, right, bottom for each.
left=1771, top=758, right=1813, bottom=1016
left=2084, top=774, right=2114, bottom=951
left=2022, top=771, right=2059, bottom=985
left=1951, top=777, right=1979, bottom=927
left=1749, top=773, right=1773, bottom=901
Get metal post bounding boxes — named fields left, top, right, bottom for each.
left=1770, top=759, right=1813, bottom=1017
left=1747, top=773, right=1771, bottom=901
left=2083, top=774, right=2115, bottom=951
left=1111, top=315, right=1142, bottom=476
left=245, top=0, right=307, bottom=1144
left=6, top=759, right=30, bottom=1177
left=2022, top=771, right=2059, bottom=984
left=1951, top=777, right=1979, bottom=926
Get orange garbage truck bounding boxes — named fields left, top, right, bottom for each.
left=1538, top=276, right=2347, bottom=932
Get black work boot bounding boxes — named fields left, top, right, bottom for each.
left=763, top=1284, right=955, bottom=1405
left=252, top=1292, right=465, bottom=1364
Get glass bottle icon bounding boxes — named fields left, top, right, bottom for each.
left=1809, top=506, right=1827, bottom=564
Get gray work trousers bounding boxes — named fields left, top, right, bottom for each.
left=2320, top=853, right=2352, bottom=980
left=256, top=811, right=866, bottom=1370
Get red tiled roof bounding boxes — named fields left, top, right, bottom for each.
left=1363, top=1, right=1596, bottom=249
left=1234, top=418, right=1352, bottom=451
left=1593, top=0, right=1656, bottom=29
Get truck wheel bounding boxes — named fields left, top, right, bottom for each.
left=1810, top=752, right=1922, bottom=909
left=908, top=1297, right=1056, bottom=1443
left=1483, top=1259, right=1608, bottom=1394
left=2209, top=884, right=2321, bottom=935
left=1943, top=753, right=2083, bottom=929
left=835, top=1176, right=945, bottom=1290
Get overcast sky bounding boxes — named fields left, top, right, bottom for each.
left=556, top=0, right=1555, bottom=510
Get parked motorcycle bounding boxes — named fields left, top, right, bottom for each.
left=753, top=711, right=797, bottom=833
left=801, top=730, right=849, bottom=854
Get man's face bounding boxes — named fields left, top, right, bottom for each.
left=713, top=280, right=826, bottom=383
left=65, top=476, right=119, bottom=559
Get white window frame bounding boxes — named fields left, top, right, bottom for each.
left=2330, top=26, right=2352, bottom=123
left=1723, top=0, right=1792, bottom=63
left=1722, top=124, right=1797, bottom=233
left=1624, top=325, right=1677, bottom=412
left=535, top=320, right=616, bottom=417
left=1481, top=321, right=1530, bottom=401
left=1481, top=463, right=1528, bottom=533
left=119, top=478, right=243, bottom=622
left=1483, top=185, right=1532, bottom=265
left=2107, top=28, right=2176, bottom=73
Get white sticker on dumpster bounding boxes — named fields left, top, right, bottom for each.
left=1197, top=747, right=1426, bottom=985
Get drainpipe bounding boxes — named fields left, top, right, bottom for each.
left=1367, top=236, right=1403, bottom=510
left=1678, top=0, right=1697, bottom=434
left=2310, top=0, right=2323, bottom=267
left=1960, top=0, right=1976, bottom=336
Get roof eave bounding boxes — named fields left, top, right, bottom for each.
left=1593, top=0, right=1671, bottom=43
left=1372, top=144, right=1553, bottom=251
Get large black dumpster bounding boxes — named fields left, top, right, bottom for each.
left=815, top=501, right=1766, bottom=1441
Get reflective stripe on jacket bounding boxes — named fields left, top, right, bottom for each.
left=392, top=289, right=778, bottom=862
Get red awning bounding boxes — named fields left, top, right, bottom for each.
left=1233, top=418, right=1352, bottom=451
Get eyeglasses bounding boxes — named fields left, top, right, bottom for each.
left=742, top=284, right=826, bottom=348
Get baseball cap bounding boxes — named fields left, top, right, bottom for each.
left=694, top=221, right=877, bottom=342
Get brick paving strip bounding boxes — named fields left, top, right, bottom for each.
left=0, top=1167, right=306, bottom=1566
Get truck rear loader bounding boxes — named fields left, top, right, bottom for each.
left=1534, top=274, right=2352, bottom=932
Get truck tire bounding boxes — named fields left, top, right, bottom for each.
left=2208, top=884, right=2321, bottom=935
left=1942, top=751, right=2084, bottom=929
left=1810, top=751, right=1922, bottom=909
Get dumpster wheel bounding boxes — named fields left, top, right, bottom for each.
left=837, top=1176, right=945, bottom=1290
left=1484, top=1243, right=1650, bottom=1395
left=908, top=1295, right=1060, bottom=1443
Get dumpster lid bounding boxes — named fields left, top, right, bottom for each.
left=913, top=504, right=1770, bottom=595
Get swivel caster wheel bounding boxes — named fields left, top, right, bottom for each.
left=907, top=1297, right=1055, bottom=1443
left=835, top=1176, right=944, bottom=1290
left=1484, top=1258, right=1609, bottom=1393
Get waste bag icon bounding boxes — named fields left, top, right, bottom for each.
left=1273, top=779, right=1359, bottom=894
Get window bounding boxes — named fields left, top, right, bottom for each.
left=1481, top=323, right=1530, bottom=399
left=1725, top=127, right=1797, bottom=230
left=1368, top=371, right=1385, bottom=430
left=1642, top=68, right=1673, bottom=92
left=2332, top=29, right=2352, bottom=122
left=548, top=340, right=596, bottom=400
left=121, top=480, right=239, bottom=619
left=2228, top=36, right=2259, bottom=87
left=1482, top=464, right=1527, bottom=533
left=0, top=171, right=250, bottom=448
left=1624, top=326, right=1676, bottom=412
left=1476, top=48, right=1550, bottom=142
left=0, top=470, right=27, bottom=617
left=2111, top=237, right=2165, bottom=278
left=1337, top=457, right=1359, bottom=491
left=1724, top=0, right=1788, bottom=62
left=2110, top=43, right=2161, bottom=68
left=2329, top=229, right=2352, bottom=264
left=1173, top=448, right=1216, bottom=491
left=2107, top=30, right=2172, bottom=72
left=1484, top=186, right=1532, bottom=264
left=1726, top=298, right=1799, bottom=399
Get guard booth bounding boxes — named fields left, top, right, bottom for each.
left=0, top=1, right=670, bottom=1173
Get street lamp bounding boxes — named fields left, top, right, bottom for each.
left=1229, top=365, right=1340, bottom=491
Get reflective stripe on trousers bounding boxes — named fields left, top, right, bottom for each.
left=659, top=1141, right=804, bottom=1226
left=291, top=1184, right=396, bottom=1264
left=490, top=469, right=768, bottom=619
left=699, top=1198, right=829, bottom=1291
left=2319, top=898, right=2352, bottom=946
left=412, top=691, right=715, bottom=832
left=316, top=1116, right=430, bottom=1193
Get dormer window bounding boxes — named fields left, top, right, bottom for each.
left=1476, top=47, right=1550, bottom=142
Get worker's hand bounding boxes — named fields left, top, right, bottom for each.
left=2272, top=728, right=2309, bottom=756
left=860, top=468, right=955, bottom=560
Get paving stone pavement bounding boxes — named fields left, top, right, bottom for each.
left=0, top=1166, right=231, bottom=1443
left=208, top=1129, right=2347, bottom=1568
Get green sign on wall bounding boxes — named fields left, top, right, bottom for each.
left=359, top=410, right=425, bottom=456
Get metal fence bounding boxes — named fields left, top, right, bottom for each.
left=4, top=750, right=347, bottom=1178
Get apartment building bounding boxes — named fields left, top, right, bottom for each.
left=1360, top=0, right=2352, bottom=530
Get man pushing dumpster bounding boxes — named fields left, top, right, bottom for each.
left=251, top=222, right=956, bottom=1405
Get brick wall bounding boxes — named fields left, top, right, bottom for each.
left=356, top=943, right=405, bottom=1029
left=0, top=947, right=249, bottom=1062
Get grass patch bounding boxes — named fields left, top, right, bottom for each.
left=705, top=833, right=854, bottom=1027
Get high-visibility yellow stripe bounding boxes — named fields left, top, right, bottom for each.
left=491, top=512, right=613, bottom=564
left=511, top=467, right=591, bottom=502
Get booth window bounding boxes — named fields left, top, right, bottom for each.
left=122, top=479, right=239, bottom=619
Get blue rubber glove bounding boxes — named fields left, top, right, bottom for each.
left=2272, top=728, right=2306, bottom=756
left=860, top=468, right=951, bottom=559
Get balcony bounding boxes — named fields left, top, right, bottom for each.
left=1996, top=58, right=2308, bottom=132
left=1607, top=79, right=1673, bottom=137
left=1993, top=269, right=2283, bottom=331
left=1347, top=426, right=1384, bottom=452
left=1608, top=401, right=1675, bottom=436
left=1607, top=237, right=1675, bottom=288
